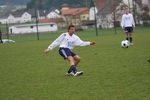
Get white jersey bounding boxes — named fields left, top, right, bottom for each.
left=47, top=32, right=91, bottom=50
left=121, top=13, right=135, bottom=28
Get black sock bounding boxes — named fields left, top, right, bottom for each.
left=126, top=37, right=129, bottom=41
left=68, top=66, right=74, bottom=73
left=68, top=65, right=77, bottom=73
left=130, top=37, right=132, bottom=43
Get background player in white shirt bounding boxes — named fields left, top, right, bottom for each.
left=44, top=25, right=96, bottom=76
left=121, top=8, right=135, bottom=45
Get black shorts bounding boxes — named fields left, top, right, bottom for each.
left=124, top=27, right=133, bottom=33
left=59, top=48, right=76, bottom=59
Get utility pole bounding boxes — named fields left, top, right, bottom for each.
left=6, top=22, right=9, bottom=42
left=0, top=28, right=3, bottom=43
left=113, top=11, right=117, bottom=34
left=113, top=0, right=117, bottom=34
left=35, top=10, right=39, bottom=40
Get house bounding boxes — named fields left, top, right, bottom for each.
left=46, top=9, right=61, bottom=19
left=9, top=23, right=58, bottom=34
left=29, top=9, right=61, bottom=20
left=89, top=7, right=98, bottom=20
left=0, top=9, right=61, bottom=24
left=0, top=11, right=32, bottom=24
left=60, top=4, right=89, bottom=26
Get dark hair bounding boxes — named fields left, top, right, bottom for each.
left=124, top=8, right=129, bottom=11
left=68, top=25, right=75, bottom=31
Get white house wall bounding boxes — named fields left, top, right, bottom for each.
left=89, top=7, right=98, bottom=20
left=8, top=14, right=16, bottom=23
left=0, top=9, right=62, bottom=24
left=47, top=11, right=61, bottom=19
left=38, top=25, right=58, bottom=32
left=0, top=19, right=7, bottom=24
left=21, top=12, right=32, bottom=23
left=9, top=23, right=58, bottom=34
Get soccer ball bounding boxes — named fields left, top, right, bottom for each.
left=121, top=40, right=130, bottom=48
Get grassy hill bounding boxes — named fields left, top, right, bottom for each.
left=0, top=27, right=150, bottom=100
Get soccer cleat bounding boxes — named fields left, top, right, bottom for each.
left=66, top=72, right=75, bottom=76
left=74, top=71, right=83, bottom=76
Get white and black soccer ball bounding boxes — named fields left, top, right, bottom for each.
left=121, top=40, right=130, bottom=48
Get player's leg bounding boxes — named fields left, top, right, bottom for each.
left=59, top=48, right=77, bottom=75
left=59, top=48, right=83, bottom=76
left=125, top=27, right=129, bottom=41
left=126, top=33, right=129, bottom=41
left=67, top=56, right=75, bottom=67
left=66, top=51, right=78, bottom=74
left=73, top=55, right=80, bottom=66
left=67, top=56, right=78, bottom=74
left=67, top=56, right=83, bottom=76
left=71, top=53, right=83, bottom=76
left=128, top=27, right=133, bottom=45
left=129, top=32, right=133, bottom=45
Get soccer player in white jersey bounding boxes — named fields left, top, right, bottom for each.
left=121, top=8, right=135, bottom=45
left=44, top=25, right=96, bottom=76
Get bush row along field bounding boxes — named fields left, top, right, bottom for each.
left=0, top=27, right=150, bottom=100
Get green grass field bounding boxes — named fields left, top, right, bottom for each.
left=0, top=27, right=150, bottom=100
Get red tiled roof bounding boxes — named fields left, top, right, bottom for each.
left=38, top=18, right=64, bottom=23
left=60, top=8, right=89, bottom=16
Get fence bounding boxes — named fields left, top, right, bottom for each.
left=0, top=23, right=149, bottom=43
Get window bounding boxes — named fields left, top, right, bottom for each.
left=30, top=26, right=34, bottom=28
left=50, top=24, right=53, bottom=27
